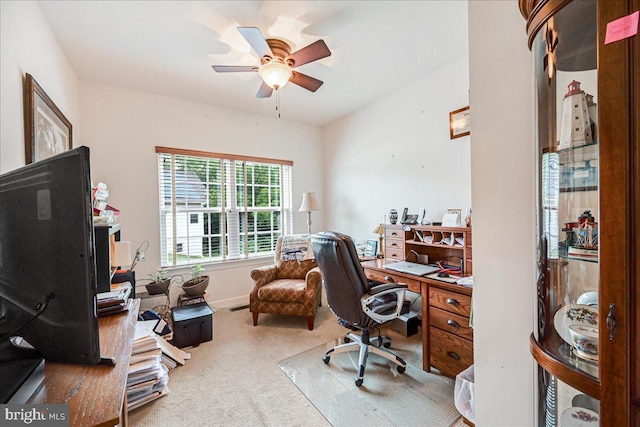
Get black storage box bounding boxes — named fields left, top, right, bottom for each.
left=171, top=302, right=214, bottom=348
left=390, top=311, right=419, bottom=337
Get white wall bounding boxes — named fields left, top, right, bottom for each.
left=468, top=2, right=536, bottom=426
left=322, top=56, right=471, bottom=243
left=79, top=82, right=324, bottom=308
left=0, top=1, right=80, bottom=173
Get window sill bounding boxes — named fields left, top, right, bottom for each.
left=160, top=255, right=274, bottom=274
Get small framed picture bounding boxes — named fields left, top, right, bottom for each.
left=24, top=73, right=73, bottom=164
left=364, top=239, right=378, bottom=257
left=449, top=106, right=470, bottom=139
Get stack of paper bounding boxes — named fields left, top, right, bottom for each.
left=127, top=323, right=169, bottom=410
left=126, top=356, right=169, bottom=411
left=126, top=321, right=192, bottom=411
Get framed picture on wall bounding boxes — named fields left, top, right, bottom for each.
left=449, top=106, right=470, bottom=139
left=24, top=73, right=73, bottom=164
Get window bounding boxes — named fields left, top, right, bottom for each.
left=156, top=147, right=293, bottom=267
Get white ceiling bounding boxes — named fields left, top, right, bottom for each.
left=38, top=1, right=468, bottom=127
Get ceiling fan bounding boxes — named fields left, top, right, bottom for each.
left=212, top=27, right=331, bottom=99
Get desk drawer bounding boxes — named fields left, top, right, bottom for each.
left=385, top=227, right=405, bottom=239
left=429, top=288, right=472, bottom=318
left=430, top=327, right=473, bottom=378
left=385, top=248, right=405, bottom=262
left=430, top=307, right=473, bottom=341
left=385, top=238, right=403, bottom=252
left=364, top=269, right=420, bottom=293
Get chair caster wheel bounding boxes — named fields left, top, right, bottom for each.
left=355, top=378, right=363, bottom=387
left=322, top=355, right=330, bottom=364
left=343, top=336, right=351, bottom=343
left=397, top=365, right=406, bottom=374
left=383, top=341, right=391, bottom=348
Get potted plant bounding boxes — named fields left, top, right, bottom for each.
left=146, top=270, right=171, bottom=295
left=182, top=264, right=209, bottom=296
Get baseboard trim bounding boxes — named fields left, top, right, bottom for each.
left=210, top=295, right=248, bottom=309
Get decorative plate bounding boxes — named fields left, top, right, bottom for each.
left=560, top=407, right=599, bottom=426
left=553, top=304, right=599, bottom=346
left=576, top=291, right=598, bottom=307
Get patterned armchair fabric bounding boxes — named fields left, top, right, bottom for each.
left=250, top=236, right=322, bottom=330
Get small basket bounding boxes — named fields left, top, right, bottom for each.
left=146, top=279, right=171, bottom=296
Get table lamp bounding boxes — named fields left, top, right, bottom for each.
left=373, top=224, right=385, bottom=258
left=299, top=192, right=321, bottom=234
left=112, top=241, right=132, bottom=270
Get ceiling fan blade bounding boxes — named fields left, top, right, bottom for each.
left=256, top=81, right=273, bottom=99
left=211, top=65, right=257, bottom=73
left=238, top=27, right=273, bottom=59
left=286, top=40, right=331, bottom=67
left=289, top=71, right=323, bottom=92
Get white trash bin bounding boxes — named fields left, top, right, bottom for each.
left=454, top=364, right=475, bottom=424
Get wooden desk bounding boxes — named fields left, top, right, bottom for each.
left=28, top=299, right=139, bottom=427
left=362, top=260, right=473, bottom=377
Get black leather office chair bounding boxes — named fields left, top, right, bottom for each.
left=311, top=231, right=410, bottom=387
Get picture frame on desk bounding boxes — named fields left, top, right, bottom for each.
left=364, top=239, right=378, bottom=257
left=23, top=73, right=73, bottom=164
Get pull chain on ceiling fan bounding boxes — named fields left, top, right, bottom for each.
left=212, top=27, right=331, bottom=99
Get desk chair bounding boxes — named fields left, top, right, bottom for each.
left=310, top=231, right=409, bottom=387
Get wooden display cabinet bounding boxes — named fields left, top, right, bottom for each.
left=519, top=0, right=639, bottom=425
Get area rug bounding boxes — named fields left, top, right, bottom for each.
left=279, top=337, right=461, bottom=427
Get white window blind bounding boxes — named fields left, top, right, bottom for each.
left=156, top=147, right=293, bottom=267
left=541, top=152, right=559, bottom=259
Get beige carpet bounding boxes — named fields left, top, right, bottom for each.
left=128, top=305, right=464, bottom=426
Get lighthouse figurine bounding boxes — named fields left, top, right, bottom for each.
left=586, top=93, right=597, bottom=140
left=558, top=80, right=593, bottom=150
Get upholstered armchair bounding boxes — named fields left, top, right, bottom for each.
left=250, top=236, right=322, bottom=330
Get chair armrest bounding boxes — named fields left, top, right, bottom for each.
left=361, top=284, right=408, bottom=324
left=250, top=265, right=277, bottom=289
left=305, top=266, right=323, bottom=291
left=369, top=283, right=408, bottom=295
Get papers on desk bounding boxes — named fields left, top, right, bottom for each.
left=413, top=230, right=465, bottom=247
left=456, top=276, right=474, bottom=288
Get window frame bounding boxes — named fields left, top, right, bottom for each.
left=156, top=146, right=293, bottom=268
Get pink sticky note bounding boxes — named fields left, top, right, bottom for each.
left=605, top=10, right=639, bottom=45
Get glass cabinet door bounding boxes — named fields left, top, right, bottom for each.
left=531, top=0, right=601, bottom=425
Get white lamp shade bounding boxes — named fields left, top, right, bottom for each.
left=299, top=192, right=321, bottom=212
left=112, top=241, right=132, bottom=268
left=259, top=62, right=292, bottom=89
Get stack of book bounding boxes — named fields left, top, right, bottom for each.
left=126, top=321, right=190, bottom=411
left=97, top=282, right=132, bottom=316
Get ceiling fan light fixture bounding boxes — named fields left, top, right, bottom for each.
left=258, top=61, right=292, bottom=90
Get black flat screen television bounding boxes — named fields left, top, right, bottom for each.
left=0, top=147, right=101, bottom=396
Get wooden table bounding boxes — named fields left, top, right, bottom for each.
left=361, top=260, right=473, bottom=376
left=28, top=299, right=139, bottom=427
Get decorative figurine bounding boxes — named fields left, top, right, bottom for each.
left=559, top=80, right=594, bottom=150
left=389, top=209, right=398, bottom=225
